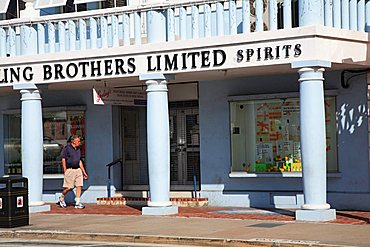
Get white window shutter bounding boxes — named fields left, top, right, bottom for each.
left=74, top=0, right=104, bottom=4
left=34, top=0, right=68, bottom=9
left=0, top=0, right=11, bottom=14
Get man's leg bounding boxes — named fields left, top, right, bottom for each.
left=62, top=187, right=71, bottom=196
left=57, top=188, right=70, bottom=208
left=75, top=186, right=85, bottom=208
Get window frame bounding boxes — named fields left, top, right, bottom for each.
left=3, top=105, right=86, bottom=176
left=227, top=90, right=339, bottom=177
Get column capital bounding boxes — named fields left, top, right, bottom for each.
left=139, top=73, right=175, bottom=81
left=297, top=67, right=325, bottom=82
left=146, top=79, right=168, bottom=93
left=13, top=83, right=42, bottom=101
left=20, top=89, right=42, bottom=101
left=291, top=60, right=331, bottom=69
left=13, top=83, right=37, bottom=90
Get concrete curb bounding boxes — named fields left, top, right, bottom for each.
left=0, top=230, right=354, bottom=247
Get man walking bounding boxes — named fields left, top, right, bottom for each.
left=57, top=135, right=88, bottom=209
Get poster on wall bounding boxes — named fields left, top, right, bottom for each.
left=93, top=87, right=146, bottom=106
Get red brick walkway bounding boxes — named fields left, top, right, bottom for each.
left=41, top=203, right=370, bottom=225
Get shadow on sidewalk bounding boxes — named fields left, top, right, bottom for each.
left=337, top=211, right=370, bottom=224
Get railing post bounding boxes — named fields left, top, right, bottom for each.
left=349, top=0, right=358, bottom=30
left=147, top=10, right=166, bottom=43
left=107, top=166, right=111, bottom=198
left=358, top=0, right=366, bottom=31
left=58, top=22, right=66, bottom=52
left=48, top=22, right=56, bottom=53
left=0, top=28, right=5, bottom=57
left=298, top=0, right=324, bottom=26
left=216, top=2, right=224, bottom=36
left=342, top=0, right=350, bottom=29
left=284, top=0, right=292, bottom=28
left=167, top=8, right=175, bottom=42
left=229, top=0, right=237, bottom=35
left=333, top=0, right=341, bottom=28
left=204, top=4, right=212, bottom=37
left=269, top=0, right=278, bottom=31
left=242, top=0, right=251, bottom=33
left=366, top=0, right=370, bottom=32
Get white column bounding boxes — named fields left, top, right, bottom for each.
left=292, top=60, right=335, bottom=222
left=13, top=83, right=50, bottom=213
left=139, top=73, right=178, bottom=215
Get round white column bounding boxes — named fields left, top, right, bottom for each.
left=295, top=66, right=335, bottom=221
left=299, top=67, right=329, bottom=210
left=146, top=79, right=171, bottom=207
left=20, top=89, right=44, bottom=207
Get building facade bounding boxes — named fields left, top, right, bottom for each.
left=0, top=0, right=369, bottom=220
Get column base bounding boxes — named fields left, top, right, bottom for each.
left=29, top=204, right=50, bottom=213
left=296, top=209, right=336, bottom=222
left=142, top=205, right=178, bottom=215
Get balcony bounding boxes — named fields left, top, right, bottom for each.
left=0, top=0, right=368, bottom=58
left=0, top=0, right=367, bottom=89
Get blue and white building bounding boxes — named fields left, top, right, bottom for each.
left=0, top=0, right=369, bottom=220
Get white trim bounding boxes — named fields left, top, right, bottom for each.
left=43, top=174, right=64, bottom=179
left=2, top=105, right=86, bottom=114
left=227, top=89, right=339, bottom=102
left=229, top=172, right=341, bottom=178
left=229, top=172, right=303, bottom=178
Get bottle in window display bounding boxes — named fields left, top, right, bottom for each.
left=284, top=119, right=290, bottom=141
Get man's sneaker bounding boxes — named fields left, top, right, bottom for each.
left=74, top=202, right=85, bottom=209
left=57, top=197, right=67, bottom=208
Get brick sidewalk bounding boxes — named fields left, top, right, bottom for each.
left=41, top=203, right=370, bottom=225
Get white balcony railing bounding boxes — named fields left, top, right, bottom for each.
left=0, top=0, right=369, bottom=58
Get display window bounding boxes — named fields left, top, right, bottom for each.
left=3, top=108, right=86, bottom=175
left=230, top=96, right=337, bottom=173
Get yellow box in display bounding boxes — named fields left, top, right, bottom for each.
left=291, top=162, right=302, bottom=172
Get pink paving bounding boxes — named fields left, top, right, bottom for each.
left=41, top=203, right=370, bottom=225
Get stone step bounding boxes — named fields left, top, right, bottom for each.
left=97, top=197, right=208, bottom=207
left=114, top=191, right=200, bottom=199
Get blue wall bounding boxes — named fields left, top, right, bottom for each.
left=0, top=89, right=116, bottom=203
left=199, top=71, right=370, bottom=209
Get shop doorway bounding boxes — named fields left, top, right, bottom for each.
left=121, top=106, right=148, bottom=188
left=120, top=101, right=200, bottom=190
left=169, top=103, right=200, bottom=189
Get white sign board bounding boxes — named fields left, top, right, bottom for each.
left=0, top=0, right=10, bottom=14
left=93, top=87, right=146, bottom=106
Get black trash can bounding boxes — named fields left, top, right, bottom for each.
left=0, top=176, right=29, bottom=228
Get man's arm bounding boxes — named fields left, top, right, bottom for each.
left=79, top=160, right=88, bottom=179
left=61, top=158, right=67, bottom=173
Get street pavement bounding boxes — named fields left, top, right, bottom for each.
left=0, top=204, right=369, bottom=247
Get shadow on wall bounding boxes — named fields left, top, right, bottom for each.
left=337, top=103, right=367, bottom=135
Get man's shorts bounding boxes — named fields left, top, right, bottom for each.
left=63, top=168, right=83, bottom=188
